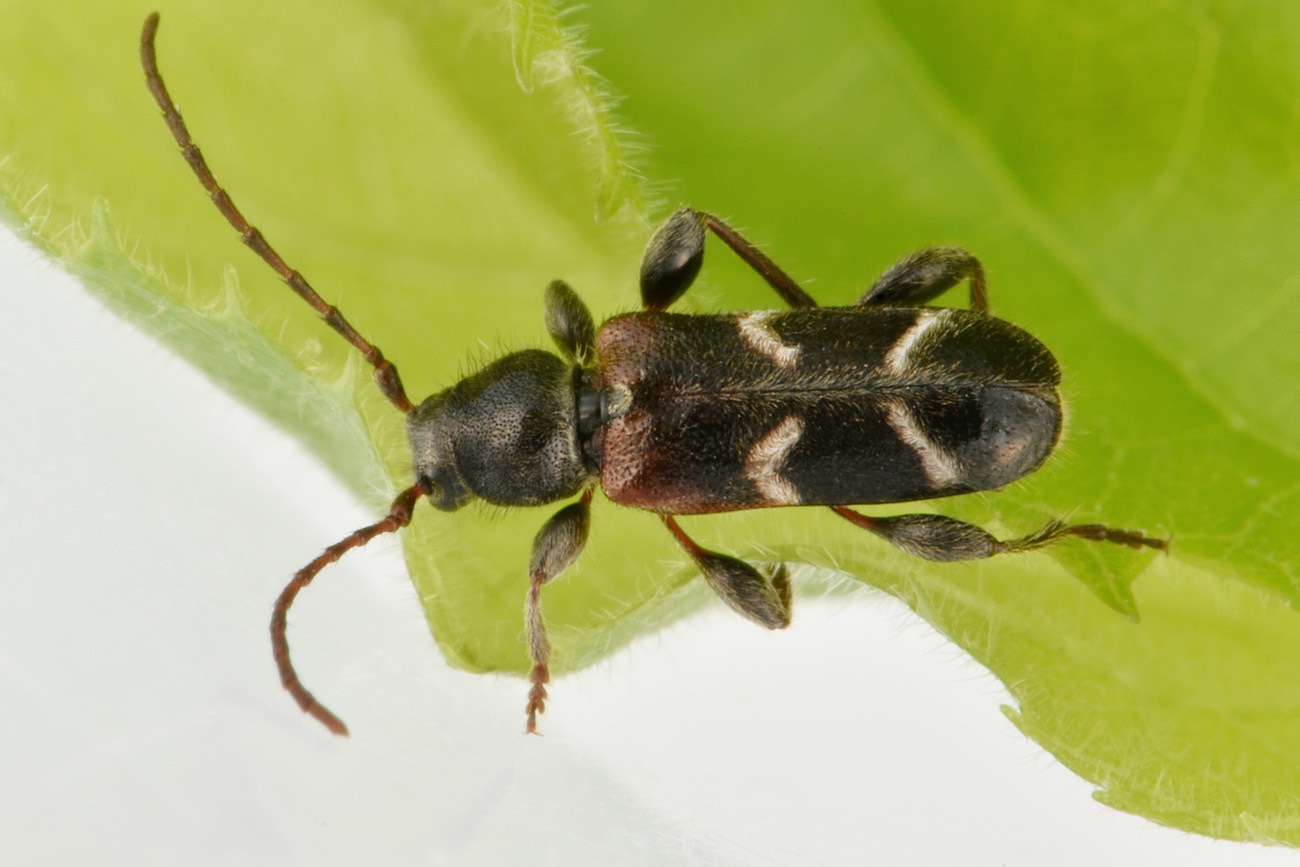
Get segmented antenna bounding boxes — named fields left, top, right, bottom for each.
left=270, top=486, right=423, bottom=736
left=141, top=13, right=427, bottom=735
left=139, top=12, right=413, bottom=414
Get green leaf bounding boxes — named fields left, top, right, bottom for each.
left=4, top=0, right=1300, bottom=845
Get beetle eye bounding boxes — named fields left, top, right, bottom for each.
left=418, top=466, right=471, bottom=512
left=417, top=476, right=441, bottom=507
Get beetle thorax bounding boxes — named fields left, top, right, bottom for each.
left=407, top=349, right=593, bottom=510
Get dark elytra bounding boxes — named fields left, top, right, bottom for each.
left=140, top=13, right=1166, bottom=737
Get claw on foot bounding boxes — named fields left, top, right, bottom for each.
left=525, top=662, right=549, bottom=734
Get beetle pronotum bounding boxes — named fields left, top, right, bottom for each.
left=140, top=13, right=1166, bottom=736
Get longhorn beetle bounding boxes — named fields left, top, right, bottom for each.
left=140, top=13, right=1166, bottom=737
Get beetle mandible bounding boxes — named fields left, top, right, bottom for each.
left=140, top=13, right=1166, bottom=736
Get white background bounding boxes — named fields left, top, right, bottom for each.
left=1, top=224, right=1292, bottom=865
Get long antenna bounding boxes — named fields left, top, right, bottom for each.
left=141, top=12, right=427, bottom=735
left=139, top=12, right=413, bottom=414
left=271, top=486, right=423, bottom=736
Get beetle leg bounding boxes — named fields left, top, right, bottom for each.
left=523, top=490, right=593, bottom=734
left=857, top=247, right=989, bottom=313
left=831, top=507, right=1168, bottom=561
left=662, top=515, right=792, bottom=629
left=544, top=279, right=597, bottom=365
left=640, top=207, right=817, bottom=311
